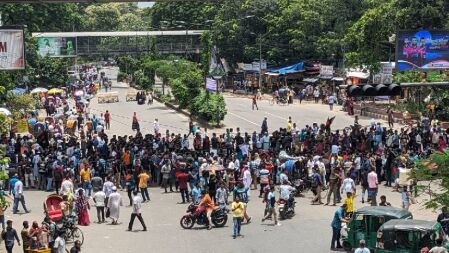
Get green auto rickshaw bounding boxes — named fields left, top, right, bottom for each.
left=376, top=219, right=449, bottom=253
left=342, top=206, right=413, bottom=251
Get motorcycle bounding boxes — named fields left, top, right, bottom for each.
left=180, top=203, right=228, bottom=229
left=278, top=191, right=296, bottom=220
left=293, top=176, right=312, bottom=196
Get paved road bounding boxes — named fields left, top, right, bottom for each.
left=221, top=95, right=374, bottom=134
left=2, top=67, right=435, bottom=253
left=92, top=67, right=376, bottom=137
left=6, top=182, right=435, bottom=253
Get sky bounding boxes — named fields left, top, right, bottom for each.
left=137, top=2, right=155, bottom=8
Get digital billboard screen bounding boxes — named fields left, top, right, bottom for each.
left=396, top=30, right=449, bottom=70
left=37, top=37, right=76, bottom=57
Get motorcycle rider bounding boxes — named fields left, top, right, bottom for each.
left=279, top=169, right=291, bottom=185
left=279, top=181, right=295, bottom=202
left=279, top=181, right=295, bottom=207
left=198, top=190, right=215, bottom=230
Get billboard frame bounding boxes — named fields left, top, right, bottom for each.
left=395, top=29, right=449, bottom=71
left=0, top=26, right=25, bottom=70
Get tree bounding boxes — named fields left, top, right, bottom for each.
left=413, top=151, right=449, bottom=209
left=6, top=93, right=38, bottom=115
left=83, top=4, right=121, bottom=31
left=192, top=91, right=227, bottom=124
left=34, top=57, right=70, bottom=88
left=200, top=31, right=212, bottom=77
left=170, top=70, right=203, bottom=109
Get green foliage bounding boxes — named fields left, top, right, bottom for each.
left=413, top=151, right=449, bottom=209
left=133, top=70, right=153, bottom=90
left=200, top=31, right=212, bottom=77
left=0, top=114, right=12, bottom=136
left=6, top=93, right=38, bottom=115
left=117, top=72, right=128, bottom=82
left=192, top=91, right=227, bottom=124
left=116, top=55, right=139, bottom=75
left=34, top=57, right=70, bottom=88
left=170, top=70, right=203, bottom=109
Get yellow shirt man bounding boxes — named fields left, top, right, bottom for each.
left=138, top=172, right=150, bottom=188
left=231, top=200, right=244, bottom=218
left=80, top=168, right=91, bottom=182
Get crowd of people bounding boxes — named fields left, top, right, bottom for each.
left=0, top=65, right=448, bottom=252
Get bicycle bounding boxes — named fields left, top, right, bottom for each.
left=59, top=215, right=85, bottom=246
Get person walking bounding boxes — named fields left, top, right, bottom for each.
left=231, top=195, right=244, bottom=239
left=75, top=189, right=90, bottom=226
left=330, top=204, right=348, bottom=251
left=79, top=165, right=92, bottom=197
left=311, top=168, right=324, bottom=205
left=13, top=178, right=30, bottom=214
left=176, top=169, right=190, bottom=203
left=387, top=108, right=394, bottom=128
left=153, top=118, right=160, bottom=135
left=93, top=189, right=106, bottom=223
left=262, top=185, right=279, bottom=226
left=326, top=167, right=340, bottom=206
left=2, top=220, right=20, bottom=253
left=252, top=94, right=259, bottom=110
left=107, top=186, right=122, bottom=225
left=131, top=112, right=139, bottom=132
left=328, top=93, right=336, bottom=111
left=367, top=168, right=378, bottom=206
left=104, top=110, right=110, bottom=130
left=127, top=191, right=147, bottom=232
left=138, top=170, right=150, bottom=202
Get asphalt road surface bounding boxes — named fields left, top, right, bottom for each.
left=1, top=67, right=435, bottom=253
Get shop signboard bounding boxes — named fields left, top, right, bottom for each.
left=0, top=29, right=25, bottom=70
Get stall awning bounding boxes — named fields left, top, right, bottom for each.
left=269, top=62, right=305, bottom=74
left=332, top=77, right=345, bottom=82
left=265, top=72, right=280, bottom=76
left=303, top=78, right=319, bottom=83
left=346, top=71, right=370, bottom=79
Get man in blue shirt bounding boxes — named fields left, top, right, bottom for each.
left=331, top=203, right=348, bottom=251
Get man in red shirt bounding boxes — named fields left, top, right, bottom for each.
left=104, top=110, right=110, bottom=130
left=176, top=169, right=190, bottom=203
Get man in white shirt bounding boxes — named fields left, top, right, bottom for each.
left=279, top=182, right=295, bottom=201
left=93, top=189, right=106, bottom=223
left=103, top=176, right=115, bottom=206
left=12, top=179, right=30, bottom=214
left=53, top=231, right=66, bottom=253
left=127, top=191, right=147, bottom=232
left=153, top=119, right=160, bottom=135
left=340, top=175, right=356, bottom=196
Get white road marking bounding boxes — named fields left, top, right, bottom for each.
left=264, top=111, right=288, bottom=121
left=227, top=111, right=259, bottom=126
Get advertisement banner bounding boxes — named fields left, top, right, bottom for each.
left=397, top=30, right=449, bottom=70
left=206, top=78, right=217, bottom=92
left=0, top=29, right=25, bottom=70
left=37, top=37, right=76, bottom=57
left=320, top=65, right=334, bottom=78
